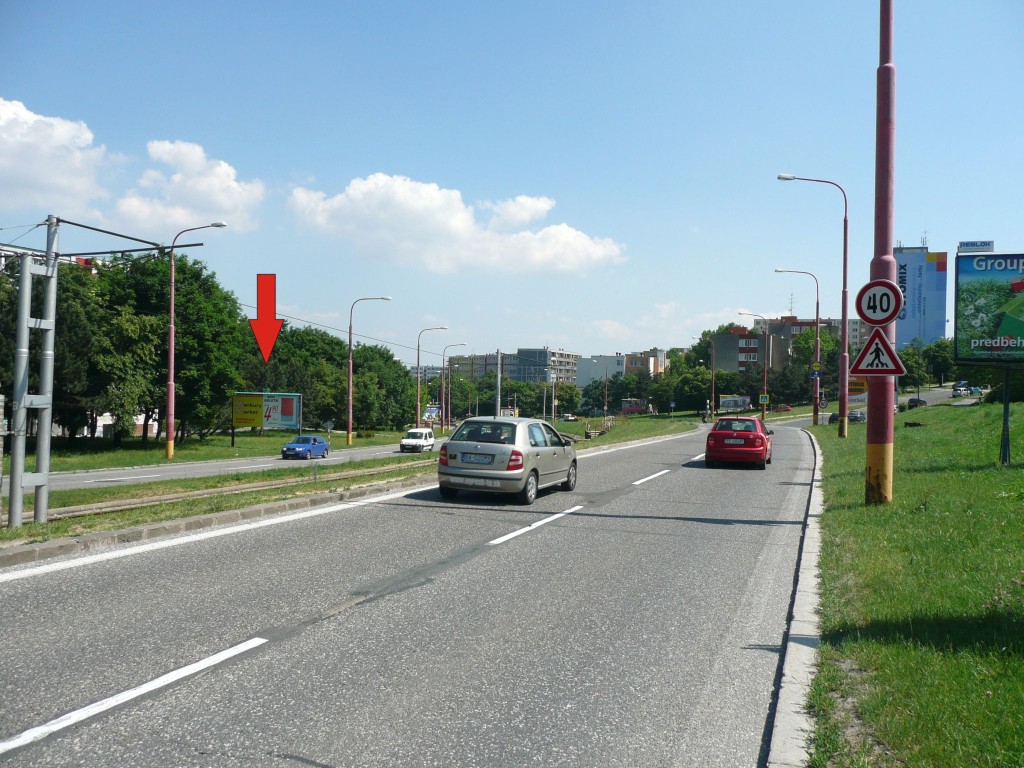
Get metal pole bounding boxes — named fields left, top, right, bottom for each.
left=1000, top=368, right=1011, bottom=465
left=866, top=0, right=897, bottom=504
left=33, top=217, right=59, bottom=522
left=8, top=246, right=33, bottom=526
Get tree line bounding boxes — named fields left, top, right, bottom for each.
left=0, top=256, right=996, bottom=445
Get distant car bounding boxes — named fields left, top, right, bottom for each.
left=907, top=397, right=927, bottom=409
left=970, top=387, right=983, bottom=396
left=952, top=386, right=969, bottom=398
left=705, top=416, right=773, bottom=470
left=438, top=417, right=577, bottom=505
left=828, top=410, right=867, bottom=424
left=772, top=404, right=793, bottom=412
left=281, top=435, right=329, bottom=460
left=400, top=428, right=435, bottom=453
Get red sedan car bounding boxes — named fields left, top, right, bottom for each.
left=705, top=416, right=774, bottom=470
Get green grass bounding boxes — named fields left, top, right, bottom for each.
left=808, top=402, right=1024, bottom=767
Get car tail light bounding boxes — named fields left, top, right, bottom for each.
left=506, top=449, right=524, bottom=471
left=439, top=445, right=449, bottom=466
left=752, top=435, right=763, bottom=447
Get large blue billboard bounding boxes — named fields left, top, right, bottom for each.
left=895, top=247, right=948, bottom=347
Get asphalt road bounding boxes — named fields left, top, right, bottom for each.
left=0, top=426, right=816, bottom=767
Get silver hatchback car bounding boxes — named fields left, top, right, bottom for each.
left=438, top=417, right=577, bottom=505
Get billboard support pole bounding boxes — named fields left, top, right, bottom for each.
left=1000, top=368, right=1011, bottom=465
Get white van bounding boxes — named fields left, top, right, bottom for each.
left=400, top=428, right=435, bottom=452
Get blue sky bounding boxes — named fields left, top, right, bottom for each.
left=3, top=1, right=1022, bottom=368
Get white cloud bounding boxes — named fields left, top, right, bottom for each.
left=116, top=140, right=265, bottom=232
left=480, top=194, right=556, bottom=230
left=0, top=98, right=108, bottom=216
left=289, top=173, right=624, bottom=274
left=593, top=318, right=632, bottom=340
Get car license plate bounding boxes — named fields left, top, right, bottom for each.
left=724, top=438, right=745, bottom=445
left=460, top=453, right=493, bottom=465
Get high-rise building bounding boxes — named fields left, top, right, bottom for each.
left=894, top=246, right=948, bottom=346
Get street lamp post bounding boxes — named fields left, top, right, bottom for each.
left=739, top=312, right=769, bottom=420
left=165, top=222, right=226, bottom=460
left=777, top=173, right=849, bottom=437
left=441, top=343, right=466, bottom=432
left=775, top=269, right=820, bottom=425
left=347, top=296, right=391, bottom=446
left=416, top=326, right=448, bottom=427
left=692, top=337, right=716, bottom=419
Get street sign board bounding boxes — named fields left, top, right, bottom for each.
left=849, top=328, right=907, bottom=376
left=856, top=279, right=903, bottom=325
left=759, top=394, right=770, bottom=404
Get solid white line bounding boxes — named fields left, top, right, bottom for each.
left=632, top=469, right=670, bottom=485
left=487, top=505, right=583, bottom=546
left=86, top=474, right=161, bottom=484
left=0, top=636, right=267, bottom=756
left=0, top=484, right=438, bottom=584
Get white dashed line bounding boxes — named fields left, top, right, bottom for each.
left=0, top=637, right=268, bottom=755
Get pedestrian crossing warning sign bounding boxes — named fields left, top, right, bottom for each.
left=849, top=328, right=907, bottom=376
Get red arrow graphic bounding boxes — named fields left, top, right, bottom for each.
left=249, top=274, right=283, bottom=364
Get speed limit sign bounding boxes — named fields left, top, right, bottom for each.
left=855, top=279, right=903, bottom=325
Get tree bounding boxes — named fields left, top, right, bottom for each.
left=94, top=307, right=161, bottom=444
left=923, top=337, right=955, bottom=385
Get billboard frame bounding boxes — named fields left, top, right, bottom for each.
left=954, top=253, right=1024, bottom=368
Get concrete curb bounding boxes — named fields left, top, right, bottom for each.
left=0, top=474, right=434, bottom=570
left=767, top=430, right=823, bottom=767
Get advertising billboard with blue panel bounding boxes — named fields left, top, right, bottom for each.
left=954, top=253, right=1024, bottom=365
left=895, top=247, right=947, bottom=347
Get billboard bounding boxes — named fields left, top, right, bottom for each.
left=894, top=247, right=947, bottom=347
left=954, top=253, right=1024, bottom=365
left=232, top=392, right=302, bottom=429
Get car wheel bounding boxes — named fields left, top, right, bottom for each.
left=305, top=450, right=312, bottom=460
left=518, top=472, right=539, bottom=505
left=766, top=452, right=771, bottom=465
left=562, top=462, right=577, bottom=491
left=705, top=459, right=715, bottom=469
left=323, top=448, right=328, bottom=458
left=758, top=457, right=767, bottom=470
left=439, top=486, right=458, bottom=500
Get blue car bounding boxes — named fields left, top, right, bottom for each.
left=281, top=435, right=329, bottom=459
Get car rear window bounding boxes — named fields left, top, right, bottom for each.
left=453, top=422, right=515, bottom=443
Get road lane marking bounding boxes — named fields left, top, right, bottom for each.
left=487, top=505, right=583, bottom=546
left=0, top=485, right=438, bottom=584
left=633, top=469, right=670, bottom=485
left=0, top=637, right=267, bottom=756
left=85, top=474, right=161, bottom=484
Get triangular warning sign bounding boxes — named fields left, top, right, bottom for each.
left=849, top=328, right=907, bottom=376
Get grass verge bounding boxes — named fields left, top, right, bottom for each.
left=807, top=402, right=1024, bottom=767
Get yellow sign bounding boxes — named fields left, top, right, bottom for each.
left=232, top=394, right=264, bottom=428
left=848, top=377, right=868, bottom=395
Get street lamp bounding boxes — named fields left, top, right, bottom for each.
left=416, top=326, right=447, bottom=427
left=441, top=343, right=466, bottom=431
left=778, top=173, right=849, bottom=437
left=692, top=337, right=716, bottom=419
left=165, top=221, right=226, bottom=460
left=739, top=312, right=769, bottom=420
left=347, top=296, right=391, bottom=446
left=775, top=268, right=821, bottom=425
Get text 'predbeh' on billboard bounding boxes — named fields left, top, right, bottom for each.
left=232, top=392, right=302, bottom=430
left=954, top=253, right=1024, bottom=365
